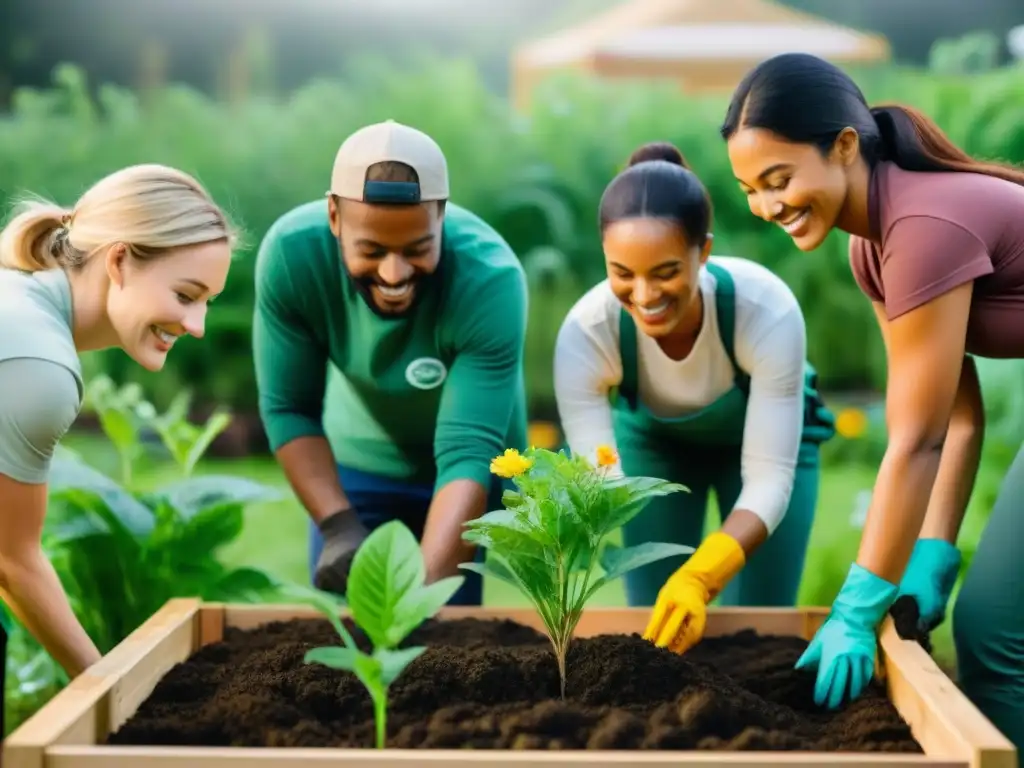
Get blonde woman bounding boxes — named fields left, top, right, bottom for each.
left=0, top=164, right=235, bottom=735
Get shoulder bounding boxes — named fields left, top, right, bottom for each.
left=441, top=205, right=527, bottom=333
left=257, top=200, right=334, bottom=274
left=705, top=255, right=801, bottom=321
left=562, top=279, right=621, bottom=336
left=442, top=203, right=524, bottom=287
left=0, top=269, right=82, bottom=387
left=867, top=163, right=1002, bottom=316
left=875, top=162, right=1020, bottom=245
left=554, top=279, right=622, bottom=361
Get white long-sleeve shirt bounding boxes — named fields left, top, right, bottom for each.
left=553, top=256, right=807, bottom=535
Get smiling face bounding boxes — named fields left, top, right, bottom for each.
left=726, top=127, right=858, bottom=251
left=329, top=196, right=443, bottom=317
left=602, top=217, right=710, bottom=339
left=104, top=240, right=232, bottom=371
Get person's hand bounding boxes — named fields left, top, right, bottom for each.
left=313, top=509, right=370, bottom=596
left=643, top=532, right=745, bottom=654
left=894, top=538, right=961, bottom=632
left=796, top=563, right=898, bottom=710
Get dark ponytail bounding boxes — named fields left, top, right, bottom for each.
left=870, top=104, right=1024, bottom=185
left=598, top=141, right=713, bottom=247
left=721, top=52, right=1024, bottom=187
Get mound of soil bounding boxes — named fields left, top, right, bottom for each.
left=108, top=617, right=922, bottom=752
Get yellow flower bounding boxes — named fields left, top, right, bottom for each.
left=490, top=448, right=534, bottom=478
left=595, top=444, right=618, bottom=467
left=836, top=407, right=868, bottom=439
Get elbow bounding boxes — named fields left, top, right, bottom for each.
left=259, top=405, right=325, bottom=452
left=886, top=427, right=946, bottom=463
left=0, top=545, right=43, bottom=592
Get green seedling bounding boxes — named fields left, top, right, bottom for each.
left=304, top=520, right=464, bottom=749
left=461, top=446, right=692, bottom=698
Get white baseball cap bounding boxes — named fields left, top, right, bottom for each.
left=328, top=119, right=449, bottom=204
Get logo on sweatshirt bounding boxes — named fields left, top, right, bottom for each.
left=405, top=357, right=447, bottom=390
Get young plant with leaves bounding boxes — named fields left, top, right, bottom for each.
left=461, top=446, right=691, bottom=697
left=304, top=519, right=464, bottom=749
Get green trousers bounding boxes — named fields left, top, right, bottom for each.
left=618, top=436, right=819, bottom=607
left=953, top=442, right=1024, bottom=752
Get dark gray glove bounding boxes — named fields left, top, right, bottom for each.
left=313, top=508, right=370, bottom=596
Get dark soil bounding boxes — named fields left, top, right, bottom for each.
left=889, top=596, right=934, bottom=655
left=107, top=617, right=922, bottom=752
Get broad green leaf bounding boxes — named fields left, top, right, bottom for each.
left=598, top=541, right=695, bottom=583
left=305, top=645, right=358, bottom=670
left=151, top=476, right=280, bottom=518
left=174, top=502, right=245, bottom=554
left=595, top=478, right=689, bottom=534
left=346, top=520, right=425, bottom=649
left=388, top=576, right=464, bottom=646
left=47, top=457, right=155, bottom=537
left=462, top=519, right=552, bottom=568
left=374, top=646, right=427, bottom=687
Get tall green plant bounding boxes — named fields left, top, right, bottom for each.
left=461, top=446, right=692, bottom=697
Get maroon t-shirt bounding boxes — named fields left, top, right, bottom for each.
left=849, top=161, right=1024, bottom=358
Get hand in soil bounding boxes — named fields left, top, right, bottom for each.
left=107, top=616, right=923, bottom=752
left=644, top=532, right=745, bottom=653
left=313, top=509, right=370, bottom=595
left=796, top=563, right=898, bottom=710
left=888, top=596, right=934, bottom=654
left=892, top=538, right=961, bottom=635
left=644, top=573, right=709, bottom=653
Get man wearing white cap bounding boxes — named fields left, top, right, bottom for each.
left=253, top=120, right=528, bottom=603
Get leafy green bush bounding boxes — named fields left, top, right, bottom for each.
left=3, top=376, right=296, bottom=735
left=3, top=59, right=1024, bottom=417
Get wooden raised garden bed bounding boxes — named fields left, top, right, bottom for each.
left=4, top=599, right=1016, bottom=768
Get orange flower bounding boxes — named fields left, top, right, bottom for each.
left=596, top=444, right=618, bottom=467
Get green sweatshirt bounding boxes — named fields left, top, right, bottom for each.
left=253, top=200, right=528, bottom=491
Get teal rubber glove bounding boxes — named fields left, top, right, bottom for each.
left=795, top=563, right=898, bottom=710
left=895, top=539, right=961, bottom=631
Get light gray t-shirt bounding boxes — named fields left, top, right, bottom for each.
left=0, top=267, right=84, bottom=484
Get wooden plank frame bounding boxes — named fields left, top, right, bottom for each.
left=4, top=600, right=1016, bottom=768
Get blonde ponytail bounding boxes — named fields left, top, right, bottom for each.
left=0, top=199, right=74, bottom=273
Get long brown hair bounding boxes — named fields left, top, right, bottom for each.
left=721, top=53, right=1024, bottom=187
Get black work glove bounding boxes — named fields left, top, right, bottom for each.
left=313, top=508, right=370, bottom=596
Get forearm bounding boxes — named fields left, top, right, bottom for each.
left=420, top=479, right=487, bottom=583
left=275, top=436, right=351, bottom=524
left=0, top=549, right=100, bottom=677
left=719, top=509, right=768, bottom=556
left=920, top=358, right=984, bottom=544
left=918, top=426, right=982, bottom=543
left=857, top=443, right=943, bottom=583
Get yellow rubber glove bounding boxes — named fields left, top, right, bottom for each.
left=643, top=532, right=746, bottom=654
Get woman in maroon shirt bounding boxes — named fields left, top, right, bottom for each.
left=719, top=52, right=1024, bottom=749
